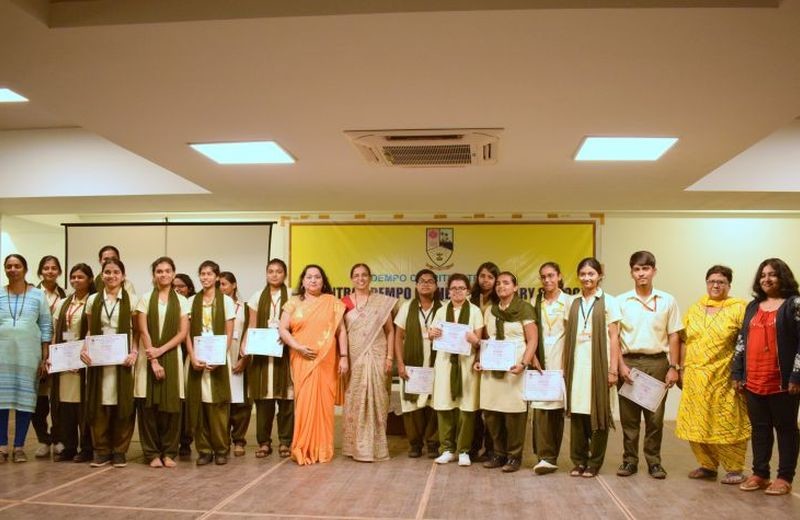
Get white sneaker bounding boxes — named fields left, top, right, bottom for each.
left=458, top=453, right=471, bottom=466
left=533, top=460, right=558, bottom=475
left=53, top=442, right=65, bottom=455
left=434, top=451, right=456, bottom=464
left=34, top=444, right=51, bottom=458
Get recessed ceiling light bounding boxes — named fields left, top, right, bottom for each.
left=0, top=88, right=28, bottom=103
left=189, top=141, right=295, bottom=164
left=575, top=137, right=678, bottom=161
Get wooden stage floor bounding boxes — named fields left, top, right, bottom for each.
left=1, top=416, right=797, bottom=519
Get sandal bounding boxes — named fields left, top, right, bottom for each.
left=739, top=475, right=770, bottom=491
left=570, top=465, right=586, bottom=477
left=688, top=467, right=718, bottom=480
left=721, top=472, right=746, bottom=485
left=278, top=444, right=291, bottom=458
left=255, top=444, right=272, bottom=458
left=233, top=444, right=246, bottom=457
left=582, top=467, right=598, bottom=478
left=764, top=478, right=792, bottom=496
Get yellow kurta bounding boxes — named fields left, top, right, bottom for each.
left=431, top=301, right=484, bottom=412
left=675, top=297, right=750, bottom=444
left=53, top=297, right=88, bottom=403
left=133, top=291, right=189, bottom=400
left=395, top=300, right=435, bottom=413
left=188, top=293, right=235, bottom=403
left=479, top=309, right=532, bottom=413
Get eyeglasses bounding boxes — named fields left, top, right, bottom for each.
left=417, top=279, right=437, bottom=285
left=706, top=280, right=729, bottom=286
left=449, top=287, right=468, bottom=292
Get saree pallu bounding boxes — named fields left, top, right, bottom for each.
left=342, top=293, right=396, bottom=462
left=286, top=294, right=345, bottom=465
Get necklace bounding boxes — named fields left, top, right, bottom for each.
left=6, top=285, right=28, bottom=327
left=354, top=292, right=369, bottom=311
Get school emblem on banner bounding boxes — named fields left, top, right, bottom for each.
left=425, top=227, right=454, bottom=270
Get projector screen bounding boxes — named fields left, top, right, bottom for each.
left=64, top=222, right=273, bottom=300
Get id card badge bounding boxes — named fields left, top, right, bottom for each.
left=233, top=329, right=240, bottom=340
left=102, top=326, right=114, bottom=336
left=578, top=331, right=591, bottom=342
left=268, top=318, right=280, bottom=329
left=63, top=331, right=77, bottom=342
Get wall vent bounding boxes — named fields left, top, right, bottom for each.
left=345, top=129, right=501, bottom=168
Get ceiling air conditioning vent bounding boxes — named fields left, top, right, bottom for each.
left=345, top=129, right=502, bottom=168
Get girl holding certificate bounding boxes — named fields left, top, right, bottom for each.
left=530, top=262, right=572, bottom=475
left=563, top=257, right=621, bottom=478
left=135, top=257, right=189, bottom=468
left=50, top=263, right=95, bottom=462
left=0, top=254, right=53, bottom=463
left=279, top=264, right=348, bottom=465
left=220, top=271, right=251, bottom=457
left=32, top=256, right=66, bottom=459
left=185, top=261, right=235, bottom=466
left=428, top=273, right=484, bottom=466
left=82, top=258, right=138, bottom=468
left=341, top=263, right=396, bottom=462
left=475, top=271, right=539, bottom=473
left=395, top=269, right=442, bottom=459
left=242, top=258, right=294, bottom=458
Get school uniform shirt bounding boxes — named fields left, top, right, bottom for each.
left=479, top=308, right=534, bottom=414
left=246, top=287, right=295, bottom=400
left=86, top=290, right=138, bottom=406
left=430, top=301, right=484, bottom=412
left=52, top=296, right=88, bottom=403
left=394, top=299, right=437, bottom=413
left=188, top=293, right=236, bottom=403
left=531, top=291, right=573, bottom=411
left=569, top=289, right=622, bottom=415
left=618, top=288, right=682, bottom=355
left=133, top=291, right=190, bottom=400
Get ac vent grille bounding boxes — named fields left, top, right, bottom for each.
left=345, top=128, right=502, bottom=168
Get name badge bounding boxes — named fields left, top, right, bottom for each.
left=102, top=326, right=115, bottom=336
left=233, top=329, right=240, bottom=340
left=63, top=331, right=76, bottom=342
left=579, top=331, right=591, bottom=342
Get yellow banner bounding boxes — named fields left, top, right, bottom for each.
left=289, top=222, right=595, bottom=301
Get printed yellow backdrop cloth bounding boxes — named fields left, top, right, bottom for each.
left=290, top=222, right=595, bottom=300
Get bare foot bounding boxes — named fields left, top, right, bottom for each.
left=162, top=456, right=177, bottom=468
left=149, top=457, right=164, bottom=468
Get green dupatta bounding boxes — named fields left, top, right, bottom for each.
left=144, top=289, right=181, bottom=413
left=186, top=289, right=231, bottom=435
left=563, top=293, right=612, bottom=432
left=403, top=298, right=441, bottom=401
left=247, top=285, right=290, bottom=399
left=445, top=301, right=471, bottom=400
left=86, top=289, right=134, bottom=421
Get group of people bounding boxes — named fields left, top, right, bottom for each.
left=0, top=247, right=798, bottom=497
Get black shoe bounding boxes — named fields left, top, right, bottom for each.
left=408, top=447, right=422, bottom=458
left=483, top=455, right=507, bottom=469
left=90, top=454, right=112, bottom=467
left=112, top=453, right=127, bottom=468
left=427, top=449, right=439, bottom=459
left=73, top=451, right=92, bottom=463
left=54, top=451, right=77, bottom=462
left=215, top=455, right=228, bottom=465
left=179, top=444, right=192, bottom=458
left=196, top=453, right=214, bottom=466
left=616, top=462, right=638, bottom=477
left=648, top=464, right=667, bottom=479
left=501, top=458, right=521, bottom=473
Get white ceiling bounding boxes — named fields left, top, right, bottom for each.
left=1, top=0, right=799, bottom=215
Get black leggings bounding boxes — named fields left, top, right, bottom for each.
left=745, top=390, right=800, bottom=482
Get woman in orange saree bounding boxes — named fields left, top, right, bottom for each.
left=279, top=264, right=348, bottom=465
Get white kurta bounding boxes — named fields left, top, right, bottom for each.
left=531, top=291, right=573, bottom=410
left=133, top=291, right=189, bottom=400
left=86, top=290, right=137, bottom=406
left=246, top=287, right=295, bottom=400
left=479, top=308, right=532, bottom=413
left=395, top=300, right=437, bottom=413
left=431, top=301, right=484, bottom=412
left=53, top=296, right=88, bottom=403
left=188, top=293, right=235, bottom=403
left=569, top=289, right=621, bottom=415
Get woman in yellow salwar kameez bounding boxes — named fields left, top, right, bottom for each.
left=676, top=265, right=750, bottom=484
left=279, top=264, right=348, bottom=465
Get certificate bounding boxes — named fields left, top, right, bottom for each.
left=405, top=366, right=434, bottom=395
left=230, top=372, right=245, bottom=404
left=86, top=334, right=129, bottom=367
left=194, top=335, right=228, bottom=366
left=246, top=328, right=283, bottom=357
left=479, top=339, right=517, bottom=371
left=522, top=370, right=565, bottom=401
left=432, top=322, right=472, bottom=355
left=48, top=341, right=85, bottom=373
left=619, top=368, right=668, bottom=413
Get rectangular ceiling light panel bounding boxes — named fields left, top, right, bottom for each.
left=575, top=137, right=678, bottom=161
left=0, top=88, right=29, bottom=103
left=190, top=141, right=295, bottom=164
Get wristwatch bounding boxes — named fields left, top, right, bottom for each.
left=669, top=364, right=682, bottom=371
